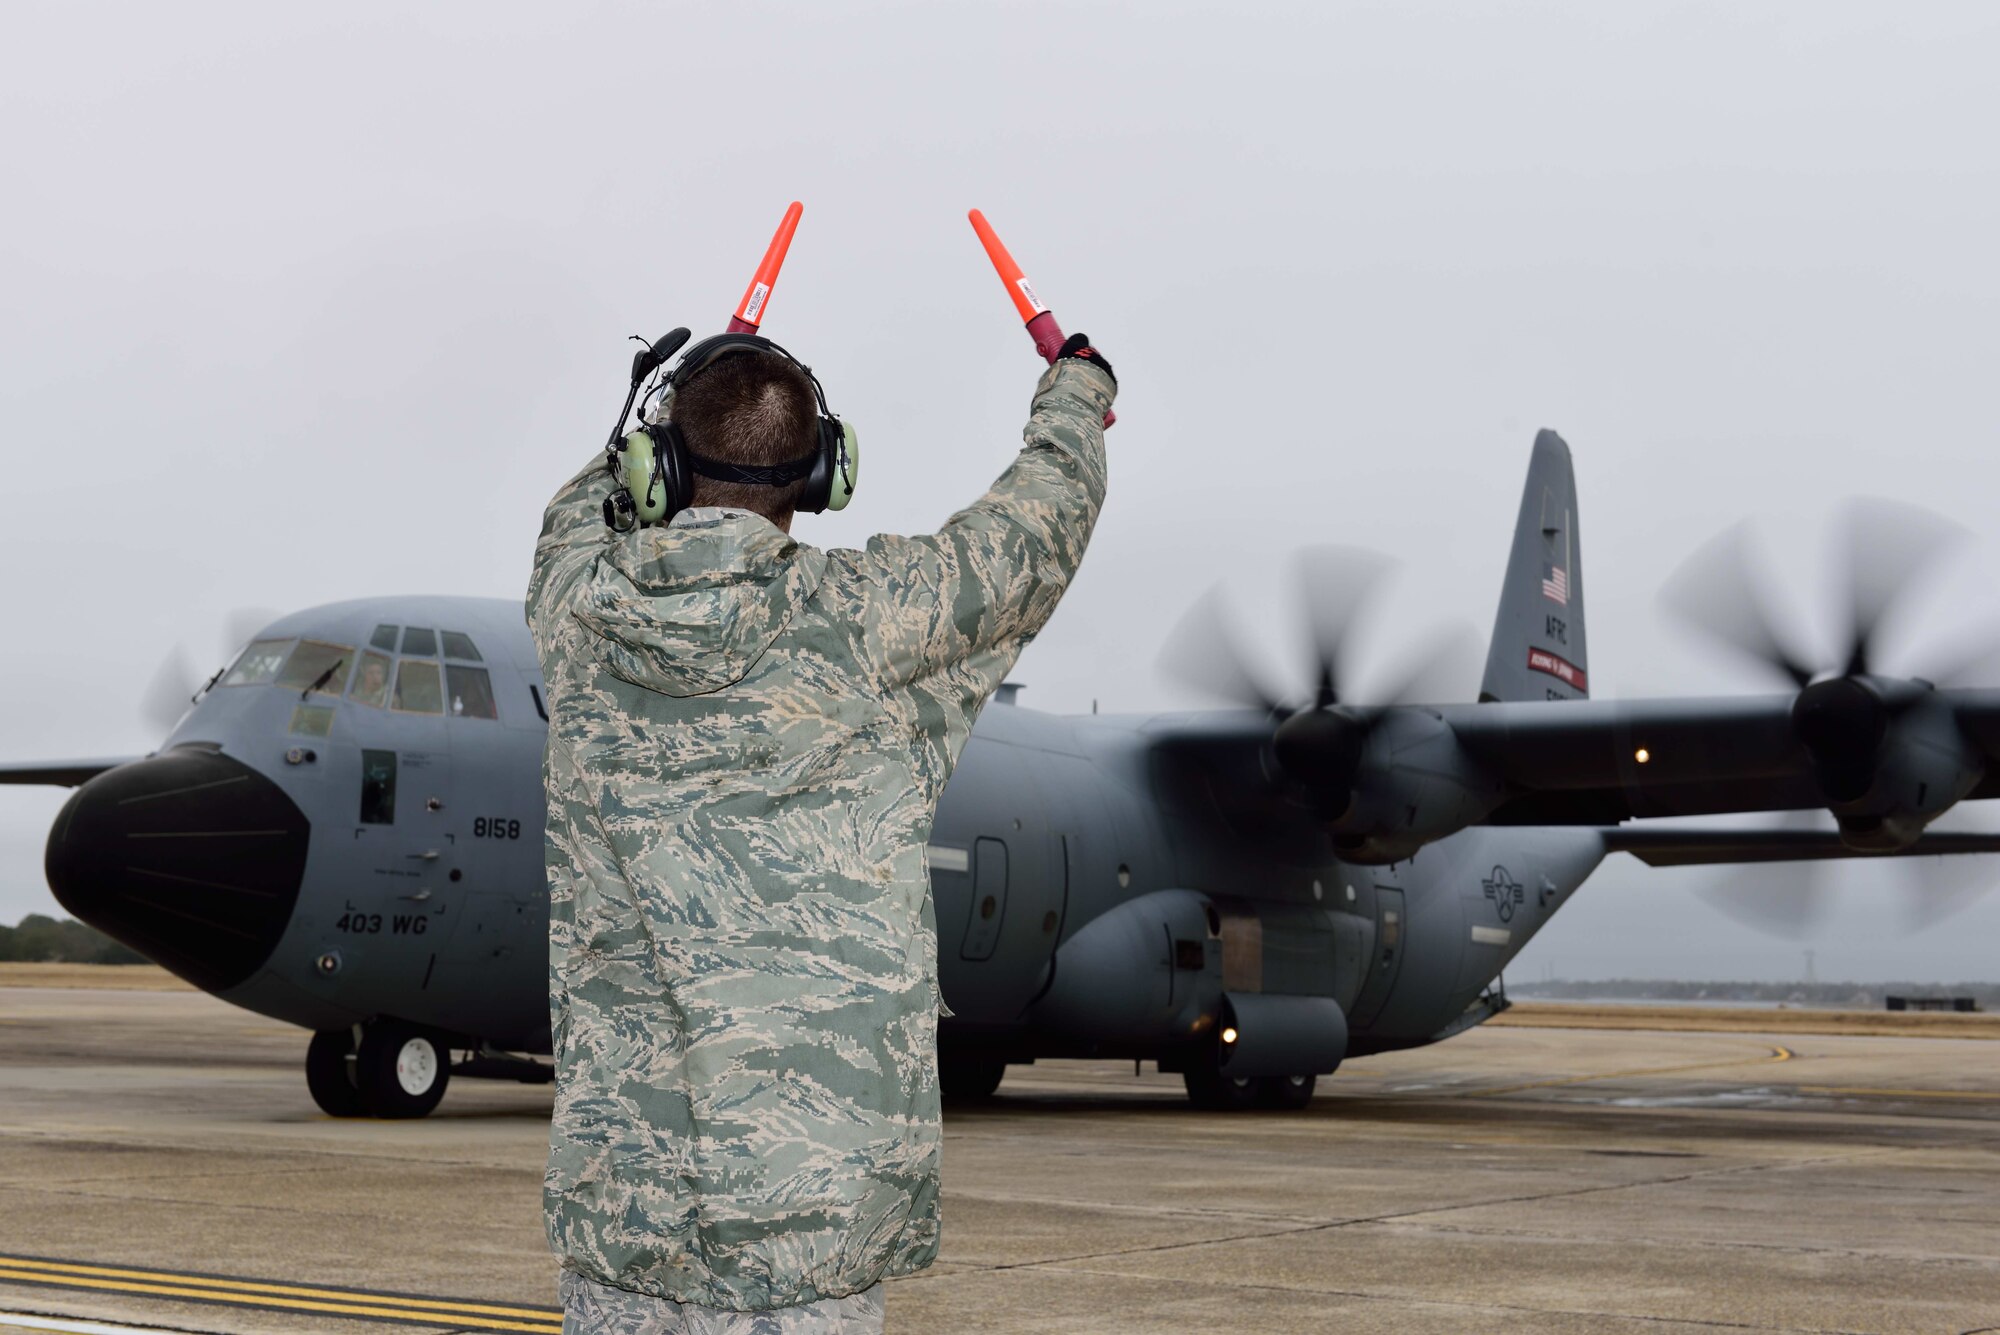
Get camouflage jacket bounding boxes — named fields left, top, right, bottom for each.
left=526, top=359, right=1114, bottom=1310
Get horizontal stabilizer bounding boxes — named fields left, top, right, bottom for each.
left=1604, top=826, right=2000, bottom=867
left=0, top=758, right=141, bottom=787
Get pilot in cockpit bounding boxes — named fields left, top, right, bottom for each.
left=349, top=655, right=390, bottom=710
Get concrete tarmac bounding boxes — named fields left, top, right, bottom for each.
left=0, top=984, right=1996, bottom=1334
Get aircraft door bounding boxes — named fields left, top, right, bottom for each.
left=959, top=839, right=1009, bottom=962
left=933, top=740, right=1057, bottom=1025
left=1346, top=887, right=1406, bottom=1028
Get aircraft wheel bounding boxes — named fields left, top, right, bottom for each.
left=304, top=1029, right=366, bottom=1118
left=1182, top=1069, right=1262, bottom=1111
left=1256, top=1074, right=1317, bottom=1110
left=355, top=1021, right=451, bottom=1118
left=939, top=1058, right=1006, bottom=1103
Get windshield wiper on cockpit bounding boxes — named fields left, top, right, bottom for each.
left=301, top=659, right=345, bottom=700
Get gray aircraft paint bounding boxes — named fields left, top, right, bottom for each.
left=114, top=553, right=1605, bottom=1072
left=190, top=636, right=1599, bottom=1065
left=1482, top=430, right=1589, bottom=706
left=25, top=434, right=2000, bottom=1112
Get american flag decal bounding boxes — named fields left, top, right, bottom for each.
left=1541, top=563, right=1569, bottom=606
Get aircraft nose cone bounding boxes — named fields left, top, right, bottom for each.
left=45, top=745, right=311, bottom=993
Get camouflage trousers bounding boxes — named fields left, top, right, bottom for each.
left=558, top=1271, right=885, bottom=1335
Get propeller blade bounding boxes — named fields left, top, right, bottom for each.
left=1914, top=623, right=2000, bottom=690
left=1890, top=850, right=1996, bottom=934
left=221, top=606, right=281, bottom=660
left=1834, top=498, right=1965, bottom=678
left=1294, top=546, right=1396, bottom=707
left=1689, top=811, right=1834, bottom=939
left=1362, top=621, right=1483, bottom=708
left=1158, top=586, right=1286, bottom=714
left=140, top=646, right=199, bottom=735
left=1660, top=521, right=1818, bottom=690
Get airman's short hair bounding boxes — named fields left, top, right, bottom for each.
left=673, top=351, right=818, bottom=520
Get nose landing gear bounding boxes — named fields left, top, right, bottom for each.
left=304, top=1021, right=451, bottom=1118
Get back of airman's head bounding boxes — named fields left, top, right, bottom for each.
left=672, top=351, right=818, bottom=522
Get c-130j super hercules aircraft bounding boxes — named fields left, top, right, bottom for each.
left=9, top=431, right=2000, bottom=1118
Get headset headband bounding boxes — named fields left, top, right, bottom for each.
left=670, top=332, right=835, bottom=420
left=604, top=324, right=857, bottom=532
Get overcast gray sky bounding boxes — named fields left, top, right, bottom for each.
left=4, top=1, right=1999, bottom=981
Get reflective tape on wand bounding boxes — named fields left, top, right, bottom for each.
left=727, top=201, right=804, bottom=334
left=967, top=209, right=1114, bottom=427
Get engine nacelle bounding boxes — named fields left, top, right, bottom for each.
left=1326, top=709, right=1502, bottom=864
left=1795, top=678, right=1984, bottom=849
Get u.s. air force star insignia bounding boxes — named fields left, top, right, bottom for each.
left=1483, top=865, right=1524, bottom=923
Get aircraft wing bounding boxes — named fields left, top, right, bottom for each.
left=1445, top=694, right=1822, bottom=824
left=0, top=758, right=140, bottom=787
left=1601, top=825, right=2000, bottom=866
left=1444, top=690, right=2000, bottom=824
left=1143, top=687, right=2000, bottom=856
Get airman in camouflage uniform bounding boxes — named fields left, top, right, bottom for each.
left=527, top=352, right=1116, bottom=1326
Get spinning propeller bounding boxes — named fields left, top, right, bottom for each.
left=1660, top=501, right=1996, bottom=936
left=1661, top=498, right=1981, bottom=691
left=140, top=607, right=280, bottom=736
left=1161, top=548, right=1478, bottom=809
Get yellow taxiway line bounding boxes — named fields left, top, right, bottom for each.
left=0, top=1255, right=560, bottom=1333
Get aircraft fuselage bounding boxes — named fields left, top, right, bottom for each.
left=47, top=595, right=1600, bottom=1095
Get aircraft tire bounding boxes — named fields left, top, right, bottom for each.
left=1255, top=1074, right=1317, bottom=1110
left=304, top=1029, right=366, bottom=1118
left=1182, top=1070, right=1262, bottom=1111
left=939, top=1058, right=1006, bottom=1102
left=355, top=1021, right=451, bottom=1118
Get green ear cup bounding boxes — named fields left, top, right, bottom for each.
left=826, top=421, right=859, bottom=512
left=622, top=431, right=669, bottom=524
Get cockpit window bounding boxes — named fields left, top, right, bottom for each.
left=289, top=703, right=334, bottom=737
left=349, top=651, right=392, bottom=708
left=401, top=627, right=437, bottom=657
left=440, top=631, right=481, bottom=662
left=275, top=641, right=353, bottom=696
left=370, top=624, right=399, bottom=652
left=222, top=639, right=294, bottom=687
left=393, top=659, right=443, bottom=714
left=445, top=665, right=497, bottom=719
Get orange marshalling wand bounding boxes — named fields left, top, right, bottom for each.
left=969, top=208, right=1048, bottom=326
left=968, top=208, right=1114, bottom=426
left=728, top=201, right=803, bottom=334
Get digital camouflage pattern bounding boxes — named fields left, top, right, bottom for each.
left=527, top=359, right=1114, bottom=1310
left=559, top=1271, right=884, bottom=1334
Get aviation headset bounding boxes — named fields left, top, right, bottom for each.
left=602, top=328, right=858, bottom=532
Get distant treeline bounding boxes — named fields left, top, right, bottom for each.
left=0, top=914, right=144, bottom=964
left=1516, top=978, right=2000, bottom=1007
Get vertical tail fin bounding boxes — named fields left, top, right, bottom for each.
left=1480, top=430, right=1588, bottom=703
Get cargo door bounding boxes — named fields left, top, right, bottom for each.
left=933, top=739, right=1056, bottom=1025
